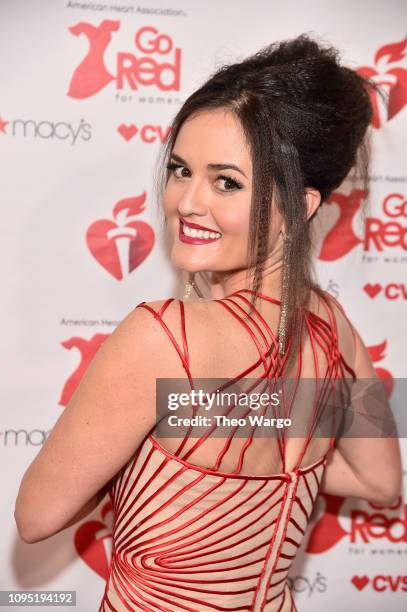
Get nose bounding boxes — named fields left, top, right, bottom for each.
left=176, top=177, right=209, bottom=218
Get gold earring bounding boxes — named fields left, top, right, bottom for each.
left=183, top=272, right=194, bottom=299
left=183, top=272, right=204, bottom=300
left=278, top=232, right=292, bottom=356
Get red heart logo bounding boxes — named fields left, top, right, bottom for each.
left=363, top=283, right=382, bottom=298
left=86, top=218, right=154, bottom=280
left=351, top=575, right=369, bottom=591
left=306, top=494, right=348, bottom=554
left=118, top=123, right=138, bottom=141
left=357, top=39, right=407, bottom=128
left=74, top=502, right=113, bottom=580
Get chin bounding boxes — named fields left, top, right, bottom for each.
left=170, top=251, right=209, bottom=273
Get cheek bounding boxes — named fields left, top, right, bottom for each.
left=161, top=188, right=174, bottom=216
left=216, top=201, right=251, bottom=238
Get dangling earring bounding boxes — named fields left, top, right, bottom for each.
left=183, top=272, right=204, bottom=300
left=183, top=272, right=195, bottom=299
left=278, top=231, right=292, bottom=356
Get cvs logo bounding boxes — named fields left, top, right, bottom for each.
left=117, top=123, right=170, bottom=142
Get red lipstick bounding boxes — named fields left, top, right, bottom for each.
left=179, top=219, right=222, bottom=245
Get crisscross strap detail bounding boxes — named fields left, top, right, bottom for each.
left=137, top=298, right=193, bottom=384
left=135, top=290, right=355, bottom=475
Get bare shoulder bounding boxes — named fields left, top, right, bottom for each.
left=130, top=297, right=213, bottom=331
left=122, top=297, right=214, bottom=376
left=96, top=299, right=170, bottom=368
left=72, top=297, right=200, bottom=390
left=69, top=300, right=173, bottom=410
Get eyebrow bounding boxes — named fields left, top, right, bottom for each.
left=170, top=152, right=247, bottom=179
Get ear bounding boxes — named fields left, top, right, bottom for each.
left=305, top=188, right=321, bottom=221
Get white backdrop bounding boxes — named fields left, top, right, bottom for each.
left=1, top=0, right=406, bottom=610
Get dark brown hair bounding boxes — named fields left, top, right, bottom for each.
left=154, top=33, right=385, bottom=371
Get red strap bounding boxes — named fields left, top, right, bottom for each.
left=135, top=299, right=193, bottom=385
left=134, top=293, right=352, bottom=473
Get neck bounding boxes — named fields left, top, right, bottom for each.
left=209, top=235, right=283, bottom=300
left=210, top=247, right=284, bottom=301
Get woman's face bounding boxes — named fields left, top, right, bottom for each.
left=162, top=108, right=283, bottom=276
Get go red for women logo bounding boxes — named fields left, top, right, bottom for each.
left=67, top=21, right=181, bottom=99
left=306, top=493, right=405, bottom=554
left=319, top=190, right=407, bottom=261
left=357, top=37, right=407, bottom=128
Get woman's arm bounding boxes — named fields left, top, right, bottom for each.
left=55, top=477, right=116, bottom=535
left=321, top=444, right=400, bottom=505
left=14, top=301, right=182, bottom=544
left=319, top=322, right=402, bottom=505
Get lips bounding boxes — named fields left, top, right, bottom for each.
left=182, top=219, right=218, bottom=232
left=179, top=219, right=222, bottom=245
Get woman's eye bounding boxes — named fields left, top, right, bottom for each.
left=166, top=162, right=189, bottom=179
left=166, top=161, right=243, bottom=192
left=216, top=175, right=243, bottom=192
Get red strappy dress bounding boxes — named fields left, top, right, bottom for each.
left=99, top=289, right=356, bottom=611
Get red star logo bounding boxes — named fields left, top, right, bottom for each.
left=0, top=116, right=9, bottom=134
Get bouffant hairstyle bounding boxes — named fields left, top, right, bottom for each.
left=155, top=33, right=384, bottom=370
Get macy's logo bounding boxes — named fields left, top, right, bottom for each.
left=319, top=190, right=406, bottom=261
left=67, top=22, right=181, bottom=99
left=357, top=37, right=407, bottom=128
left=0, top=114, right=91, bottom=144
left=0, top=430, right=51, bottom=446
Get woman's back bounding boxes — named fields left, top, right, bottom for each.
left=144, top=288, right=356, bottom=475
left=99, top=288, right=356, bottom=611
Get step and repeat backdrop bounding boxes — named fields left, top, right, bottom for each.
left=1, top=0, right=406, bottom=610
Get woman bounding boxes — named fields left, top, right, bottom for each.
left=15, top=34, right=402, bottom=611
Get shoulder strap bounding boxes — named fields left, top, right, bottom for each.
left=309, top=292, right=357, bottom=450
left=320, top=292, right=357, bottom=345
left=135, top=299, right=193, bottom=385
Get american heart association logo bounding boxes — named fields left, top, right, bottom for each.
left=357, top=37, right=407, bottom=129
left=86, top=192, right=154, bottom=280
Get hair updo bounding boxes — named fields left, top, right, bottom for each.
left=156, top=33, right=384, bottom=367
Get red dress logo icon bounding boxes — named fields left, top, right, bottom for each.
left=67, top=20, right=119, bottom=99
left=319, top=189, right=365, bottom=261
left=319, top=190, right=407, bottom=261
left=59, top=334, right=109, bottom=406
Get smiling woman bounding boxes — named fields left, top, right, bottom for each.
left=15, top=32, right=402, bottom=612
